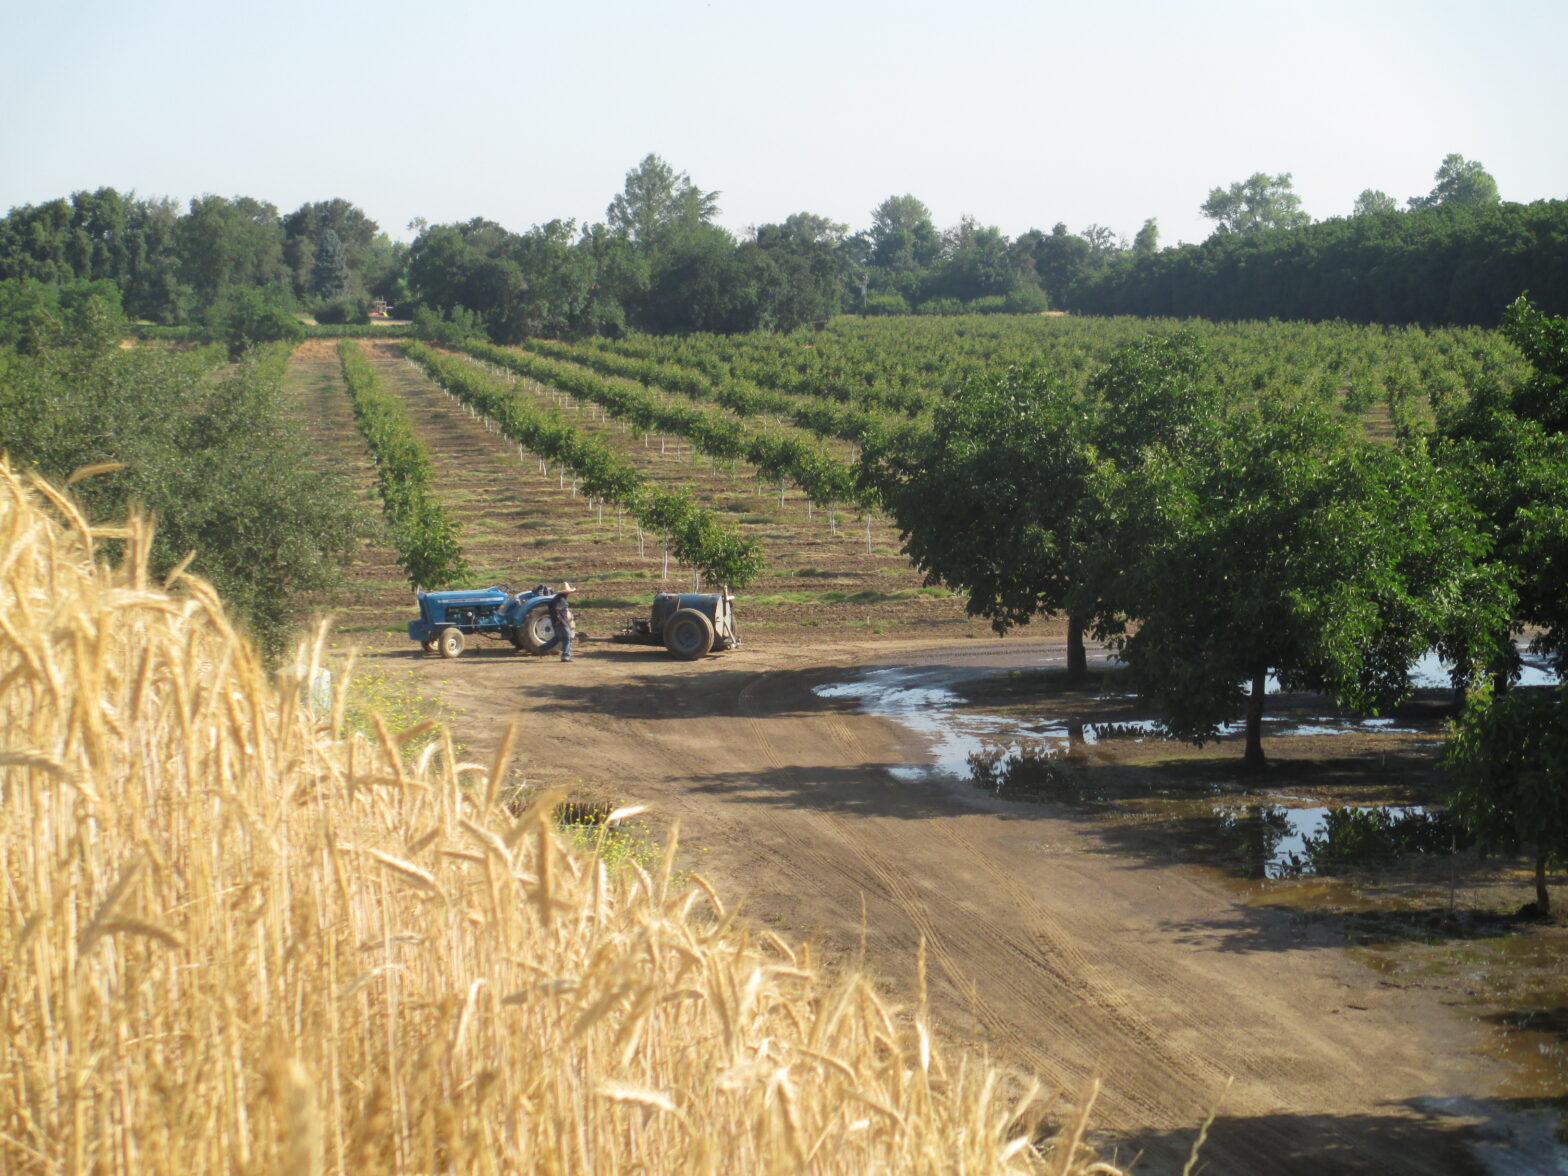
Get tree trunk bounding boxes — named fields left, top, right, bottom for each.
left=1536, top=848, right=1551, bottom=916
left=1066, top=616, right=1088, bottom=684
left=1243, top=668, right=1268, bottom=772
left=1493, top=626, right=1514, bottom=696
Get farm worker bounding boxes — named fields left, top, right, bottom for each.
left=539, top=582, right=576, bottom=662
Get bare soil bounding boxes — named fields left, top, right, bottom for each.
left=285, top=342, right=1565, bottom=1174
left=385, top=634, right=1568, bottom=1173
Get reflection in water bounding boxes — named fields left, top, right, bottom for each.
left=813, top=664, right=1437, bottom=792
left=967, top=744, right=1077, bottom=799
left=1210, top=804, right=1468, bottom=879
left=818, top=664, right=1470, bottom=874
left=960, top=743, right=1467, bottom=878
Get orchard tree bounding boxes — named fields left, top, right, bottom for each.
left=1437, top=297, right=1568, bottom=677
left=858, top=366, right=1101, bottom=680
left=1096, top=401, right=1505, bottom=769
left=1409, top=153, right=1500, bottom=210
left=1087, top=331, right=1230, bottom=465
left=1445, top=687, right=1567, bottom=915
left=1502, top=293, right=1568, bottom=433
left=1200, top=172, right=1311, bottom=236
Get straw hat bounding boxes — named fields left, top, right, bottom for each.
left=558, top=582, right=576, bottom=594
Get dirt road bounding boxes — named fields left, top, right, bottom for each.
left=395, top=633, right=1518, bottom=1174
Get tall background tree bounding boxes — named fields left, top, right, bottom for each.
left=1074, top=199, right=1568, bottom=324
left=310, top=228, right=350, bottom=301
left=1352, top=189, right=1398, bottom=216
left=606, top=154, right=720, bottom=248
left=1409, top=153, right=1500, bottom=210
left=1200, top=172, right=1311, bottom=236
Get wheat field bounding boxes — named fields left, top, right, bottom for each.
left=0, top=461, right=1117, bottom=1175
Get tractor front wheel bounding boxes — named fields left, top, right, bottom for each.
left=437, top=627, right=465, bottom=659
left=421, top=635, right=438, bottom=654
left=664, top=609, right=715, bottom=660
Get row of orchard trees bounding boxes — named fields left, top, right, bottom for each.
left=0, top=311, right=370, bottom=659
left=858, top=298, right=1568, bottom=902
left=402, top=342, right=766, bottom=589
left=336, top=340, right=468, bottom=588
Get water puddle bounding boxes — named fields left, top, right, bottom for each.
left=1203, top=802, right=1463, bottom=879
left=816, top=656, right=1565, bottom=1159
left=814, top=667, right=1011, bottom=788
left=1407, top=646, right=1560, bottom=691
left=814, top=663, right=1448, bottom=798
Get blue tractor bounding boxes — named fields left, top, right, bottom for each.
left=407, top=584, right=563, bottom=658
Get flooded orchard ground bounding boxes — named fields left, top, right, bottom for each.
left=813, top=648, right=1568, bottom=1146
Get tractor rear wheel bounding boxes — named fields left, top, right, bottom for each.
left=437, top=627, right=465, bottom=658
left=664, top=609, right=714, bottom=660
left=521, top=609, right=556, bottom=655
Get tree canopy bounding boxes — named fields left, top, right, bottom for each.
left=859, top=365, right=1101, bottom=677
left=606, top=154, right=720, bottom=248
left=1, top=153, right=1563, bottom=337
left=1097, top=399, right=1504, bottom=768
left=1200, top=172, right=1311, bottom=236
left=1445, top=686, right=1568, bottom=914
left=1409, top=153, right=1500, bottom=210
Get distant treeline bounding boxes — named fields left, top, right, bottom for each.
left=2, top=162, right=1566, bottom=343
left=1073, top=200, right=1568, bottom=326
left=0, top=190, right=403, bottom=325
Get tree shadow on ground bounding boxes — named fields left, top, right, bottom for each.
left=1146, top=901, right=1524, bottom=957
left=684, top=763, right=961, bottom=822
left=507, top=668, right=825, bottom=721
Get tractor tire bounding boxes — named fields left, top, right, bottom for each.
left=664, top=609, right=715, bottom=660
left=437, top=627, right=465, bottom=659
left=521, top=609, right=556, bottom=655
left=421, top=636, right=438, bottom=654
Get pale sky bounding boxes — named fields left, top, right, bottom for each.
left=3, top=0, right=1564, bottom=249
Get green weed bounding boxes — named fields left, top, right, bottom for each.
left=344, top=665, right=455, bottom=760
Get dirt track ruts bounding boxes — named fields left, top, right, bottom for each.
left=390, top=634, right=1504, bottom=1174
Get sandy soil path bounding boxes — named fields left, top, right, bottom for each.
left=392, top=634, right=1510, bottom=1174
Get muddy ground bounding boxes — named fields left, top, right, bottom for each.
left=286, top=341, right=1566, bottom=1174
